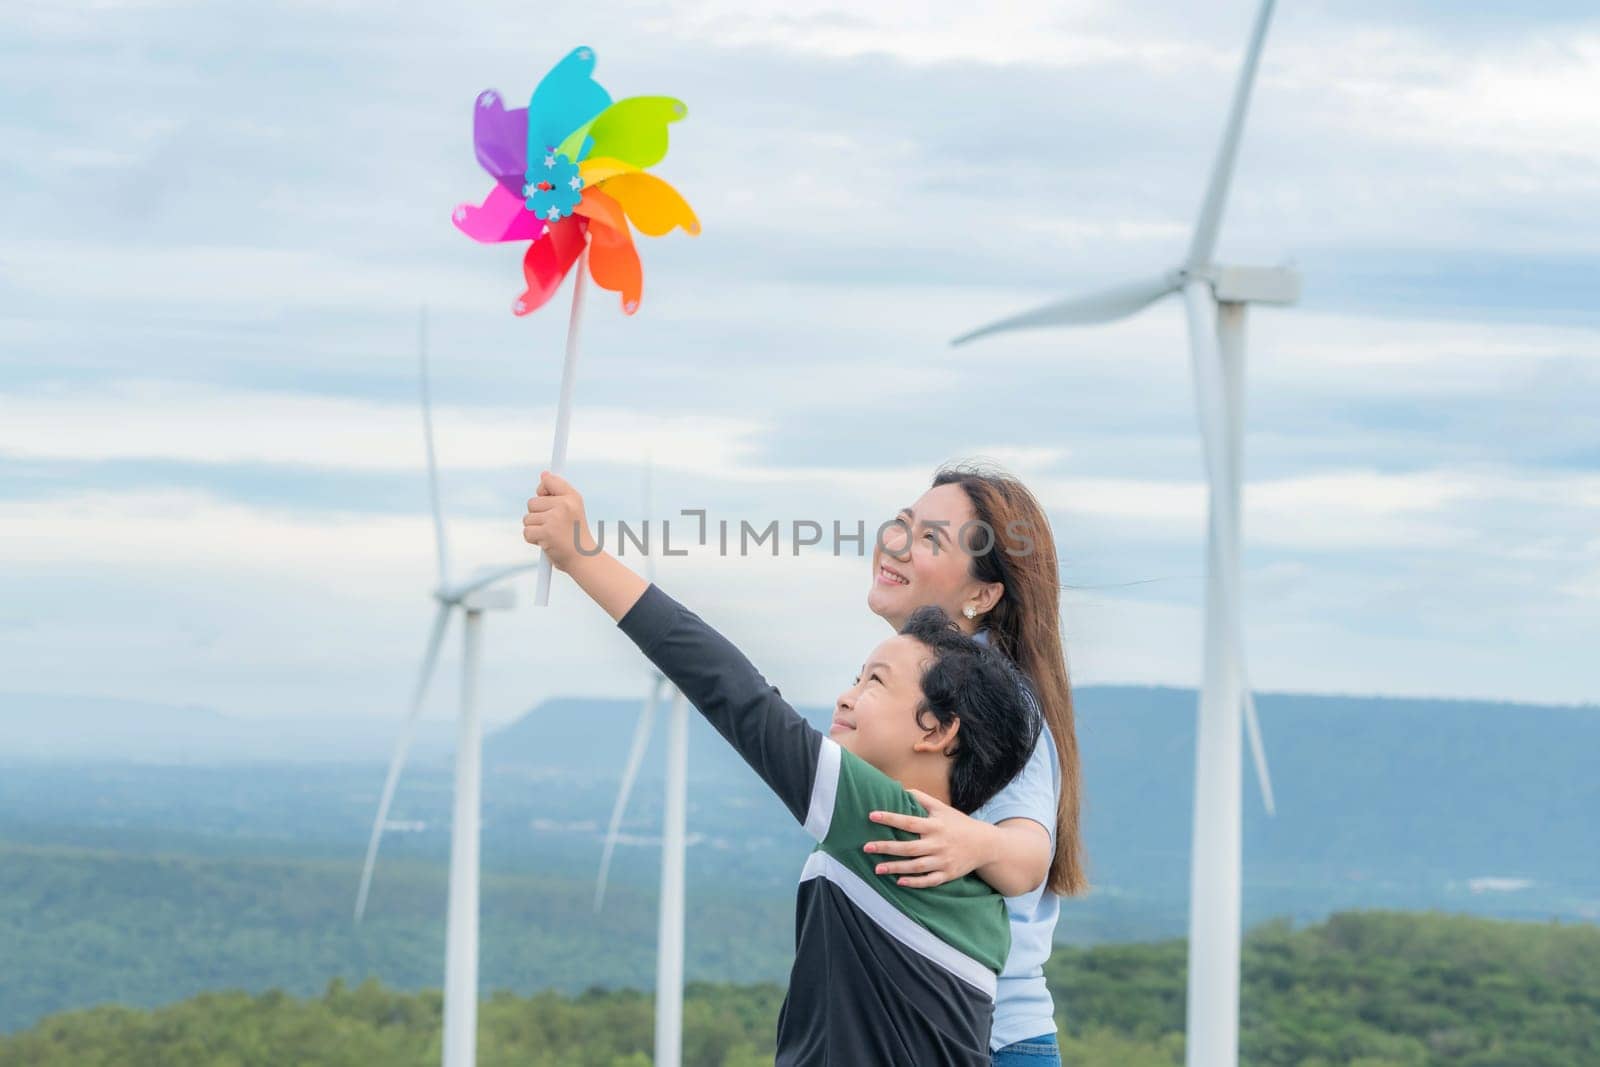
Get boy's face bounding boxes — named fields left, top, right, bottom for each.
left=830, top=633, right=939, bottom=776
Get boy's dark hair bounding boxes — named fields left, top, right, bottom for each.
left=899, top=605, right=1042, bottom=813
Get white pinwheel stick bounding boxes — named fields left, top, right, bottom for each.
left=534, top=240, right=592, bottom=606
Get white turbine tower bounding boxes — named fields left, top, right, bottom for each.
left=353, top=307, right=537, bottom=1067
left=592, top=465, right=690, bottom=1067
left=953, top=3, right=1290, bottom=1064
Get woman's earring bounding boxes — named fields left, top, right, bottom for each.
left=963, top=605, right=977, bottom=619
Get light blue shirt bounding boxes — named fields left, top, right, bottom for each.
left=971, top=628, right=1062, bottom=1049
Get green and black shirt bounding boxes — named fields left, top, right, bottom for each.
left=618, top=583, right=1011, bottom=1066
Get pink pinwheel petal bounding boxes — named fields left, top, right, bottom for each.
left=474, top=89, right=528, bottom=194
left=515, top=216, right=588, bottom=315
left=452, top=184, right=547, bottom=244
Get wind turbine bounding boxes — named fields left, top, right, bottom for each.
left=353, top=307, right=538, bottom=1067
left=592, top=464, right=691, bottom=1067
left=953, top=3, right=1290, bottom=1065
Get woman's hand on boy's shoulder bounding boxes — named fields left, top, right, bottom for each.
left=522, top=470, right=598, bottom=573
left=864, top=789, right=989, bottom=889
left=867, top=789, right=1051, bottom=895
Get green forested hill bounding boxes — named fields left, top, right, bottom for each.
left=0, top=840, right=795, bottom=1036
left=2, top=911, right=1596, bottom=1067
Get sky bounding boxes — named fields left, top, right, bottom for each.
left=2, top=0, right=1597, bottom=727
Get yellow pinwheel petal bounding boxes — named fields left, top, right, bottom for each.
left=578, top=156, right=638, bottom=186
left=595, top=171, right=700, bottom=237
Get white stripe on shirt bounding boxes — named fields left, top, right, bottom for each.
left=799, top=850, right=998, bottom=1000
left=803, top=737, right=842, bottom=841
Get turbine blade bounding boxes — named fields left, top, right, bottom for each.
left=445, top=560, right=538, bottom=603
left=594, top=674, right=665, bottom=911
left=1206, top=493, right=1276, bottom=819
left=418, top=306, right=451, bottom=588
left=354, top=601, right=453, bottom=922
left=1186, top=0, right=1280, bottom=268
left=1242, top=683, right=1275, bottom=815
left=952, top=274, right=1178, bottom=346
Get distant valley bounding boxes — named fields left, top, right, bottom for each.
left=2, top=684, right=1596, bottom=1032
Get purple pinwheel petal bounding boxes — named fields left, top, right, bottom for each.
left=474, top=89, right=528, bottom=195
left=452, top=183, right=547, bottom=244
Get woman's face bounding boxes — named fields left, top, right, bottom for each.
left=868, top=482, right=983, bottom=632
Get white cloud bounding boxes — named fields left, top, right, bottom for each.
left=0, top=239, right=498, bottom=318
left=4, top=435, right=1597, bottom=715
left=0, top=380, right=764, bottom=475
left=1303, top=29, right=1600, bottom=164
left=640, top=0, right=1218, bottom=70
left=5, top=376, right=1597, bottom=562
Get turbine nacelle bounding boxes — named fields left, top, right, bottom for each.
left=1197, top=263, right=1300, bottom=307
left=459, top=586, right=516, bottom=613
left=433, top=565, right=534, bottom=610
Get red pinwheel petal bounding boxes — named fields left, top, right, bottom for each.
left=515, top=216, right=588, bottom=316
left=454, top=184, right=546, bottom=244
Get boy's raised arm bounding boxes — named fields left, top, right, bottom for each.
left=568, top=538, right=651, bottom=623
left=612, top=583, right=830, bottom=828
left=524, top=472, right=832, bottom=830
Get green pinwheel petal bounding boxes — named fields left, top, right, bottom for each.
left=557, top=96, right=686, bottom=168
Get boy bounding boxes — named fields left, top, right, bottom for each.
left=523, top=472, right=1041, bottom=1065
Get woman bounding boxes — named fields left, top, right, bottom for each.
left=862, top=461, right=1088, bottom=1067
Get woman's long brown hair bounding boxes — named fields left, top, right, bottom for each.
left=933, top=461, right=1089, bottom=897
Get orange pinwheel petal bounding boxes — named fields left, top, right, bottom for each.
left=588, top=220, right=642, bottom=314
left=575, top=184, right=628, bottom=233
left=576, top=187, right=642, bottom=314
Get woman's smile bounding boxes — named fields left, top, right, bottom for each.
left=876, top=564, right=910, bottom=586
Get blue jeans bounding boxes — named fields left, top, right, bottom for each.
left=992, top=1032, right=1060, bottom=1066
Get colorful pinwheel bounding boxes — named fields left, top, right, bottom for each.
left=452, top=45, right=699, bottom=316
left=453, top=46, right=697, bottom=607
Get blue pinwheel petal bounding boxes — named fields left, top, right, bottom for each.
left=527, top=46, right=612, bottom=160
